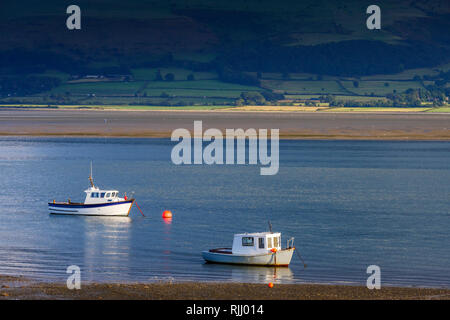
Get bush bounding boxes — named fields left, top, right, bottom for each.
left=239, top=91, right=266, bottom=105
left=164, top=73, right=175, bottom=81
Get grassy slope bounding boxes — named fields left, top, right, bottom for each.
left=0, top=1, right=448, bottom=107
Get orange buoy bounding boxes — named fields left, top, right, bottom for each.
left=268, top=282, right=274, bottom=288
left=271, top=248, right=277, bottom=253
left=162, top=210, right=172, bottom=219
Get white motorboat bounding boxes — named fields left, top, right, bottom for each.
left=48, top=164, right=134, bottom=216
left=202, top=231, right=296, bottom=267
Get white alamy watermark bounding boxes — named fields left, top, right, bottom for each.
left=366, top=265, right=381, bottom=289
left=66, top=265, right=81, bottom=290
left=366, top=5, right=381, bottom=30
left=171, top=121, right=279, bottom=175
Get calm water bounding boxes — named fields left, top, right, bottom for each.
left=0, top=137, right=449, bottom=287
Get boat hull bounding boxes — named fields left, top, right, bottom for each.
left=48, top=200, right=134, bottom=216
left=202, top=248, right=295, bottom=267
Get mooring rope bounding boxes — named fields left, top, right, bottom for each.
left=295, top=247, right=307, bottom=269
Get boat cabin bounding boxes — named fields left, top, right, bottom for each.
left=232, top=232, right=282, bottom=255
left=84, top=186, right=122, bottom=204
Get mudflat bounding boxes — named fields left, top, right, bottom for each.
left=0, top=109, right=449, bottom=140
left=0, top=276, right=449, bottom=300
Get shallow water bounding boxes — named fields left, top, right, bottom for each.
left=0, top=137, right=449, bottom=287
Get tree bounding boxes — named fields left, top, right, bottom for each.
left=187, top=73, right=195, bottom=81
left=155, top=70, right=163, bottom=81
left=240, top=91, right=266, bottom=105
left=164, top=73, right=175, bottom=81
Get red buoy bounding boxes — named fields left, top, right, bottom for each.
left=162, top=210, right=172, bottom=219
left=268, top=282, right=274, bottom=288
left=271, top=248, right=277, bottom=253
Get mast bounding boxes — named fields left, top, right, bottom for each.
left=89, top=161, right=95, bottom=188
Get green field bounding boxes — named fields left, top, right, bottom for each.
left=3, top=60, right=447, bottom=108
left=262, top=80, right=347, bottom=95
left=46, top=82, right=146, bottom=96
left=132, top=68, right=218, bottom=81
left=426, top=107, right=450, bottom=113
left=340, top=81, right=424, bottom=96
left=143, top=80, right=259, bottom=91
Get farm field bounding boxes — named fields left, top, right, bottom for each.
left=45, top=82, right=146, bottom=96
left=322, top=107, right=432, bottom=112
left=131, top=68, right=218, bottom=81
left=340, top=80, right=425, bottom=96
left=2, top=104, right=450, bottom=113
left=262, top=80, right=347, bottom=95
left=427, top=107, right=450, bottom=113
left=2, top=61, right=448, bottom=108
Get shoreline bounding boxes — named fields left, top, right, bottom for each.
left=1, top=134, right=449, bottom=141
left=1, top=109, right=450, bottom=140
left=1, top=276, right=449, bottom=300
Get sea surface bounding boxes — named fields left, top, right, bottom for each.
left=0, top=137, right=449, bottom=288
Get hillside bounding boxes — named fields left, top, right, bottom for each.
left=0, top=0, right=449, bottom=107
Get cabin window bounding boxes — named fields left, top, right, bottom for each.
left=106, top=193, right=111, bottom=198
left=268, top=237, right=273, bottom=248
left=274, top=236, right=279, bottom=247
left=242, top=237, right=254, bottom=247
left=91, top=193, right=99, bottom=198
left=100, top=193, right=105, bottom=198
left=258, top=238, right=265, bottom=249
left=112, top=192, right=116, bottom=197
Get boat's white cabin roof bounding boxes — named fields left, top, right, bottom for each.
left=85, top=187, right=119, bottom=194
left=235, top=232, right=281, bottom=237
left=232, top=232, right=282, bottom=255
left=83, top=186, right=123, bottom=204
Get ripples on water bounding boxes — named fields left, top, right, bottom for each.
left=0, top=137, right=449, bottom=287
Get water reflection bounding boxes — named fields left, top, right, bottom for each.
left=162, top=217, right=172, bottom=225
left=82, top=216, right=131, bottom=282
left=202, top=264, right=295, bottom=283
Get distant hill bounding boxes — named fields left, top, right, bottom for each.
left=0, top=0, right=449, bottom=76
left=0, top=0, right=449, bottom=107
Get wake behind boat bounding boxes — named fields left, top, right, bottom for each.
left=48, top=164, right=134, bottom=216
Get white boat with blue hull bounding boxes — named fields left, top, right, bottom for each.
left=48, top=164, right=134, bottom=217
left=202, top=232, right=296, bottom=267
left=49, top=199, right=134, bottom=216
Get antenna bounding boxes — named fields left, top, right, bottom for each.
left=89, top=161, right=95, bottom=188
left=268, top=221, right=273, bottom=233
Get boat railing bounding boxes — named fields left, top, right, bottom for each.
left=286, top=237, right=295, bottom=249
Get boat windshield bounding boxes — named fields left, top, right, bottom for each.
left=242, top=237, right=254, bottom=246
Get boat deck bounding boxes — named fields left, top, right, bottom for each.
left=209, top=248, right=232, bottom=254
